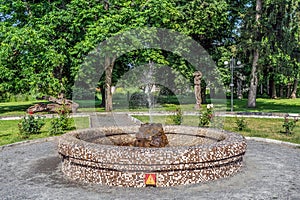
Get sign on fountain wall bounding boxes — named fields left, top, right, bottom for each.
left=145, top=174, right=157, bottom=187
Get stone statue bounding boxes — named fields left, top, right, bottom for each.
left=193, top=71, right=202, bottom=110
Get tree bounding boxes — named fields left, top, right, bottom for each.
left=0, top=0, right=238, bottom=112
left=239, top=0, right=300, bottom=105
left=247, top=0, right=262, bottom=108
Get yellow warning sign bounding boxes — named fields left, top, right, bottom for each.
left=145, top=174, right=156, bottom=186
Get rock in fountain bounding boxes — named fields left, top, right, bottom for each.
left=134, top=123, right=168, bottom=148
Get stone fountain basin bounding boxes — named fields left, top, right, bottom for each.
left=58, top=126, right=247, bottom=187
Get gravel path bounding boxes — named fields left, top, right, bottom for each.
left=0, top=114, right=300, bottom=199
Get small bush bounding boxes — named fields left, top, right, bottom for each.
left=235, top=117, right=248, bottom=131
left=18, top=115, right=45, bottom=138
left=49, top=106, right=74, bottom=135
left=170, top=107, right=183, bottom=125
left=282, top=115, right=298, bottom=134
left=129, top=92, right=155, bottom=109
left=199, top=104, right=214, bottom=127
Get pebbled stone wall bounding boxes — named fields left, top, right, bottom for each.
left=58, top=126, right=247, bottom=187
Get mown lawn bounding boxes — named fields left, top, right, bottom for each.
left=228, top=98, right=300, bottom=113
left=0, top=117, right=89, bottom=146
left=1, top=97, right=300, bottom=146
left=134, top=115, right=300, bottom=144
left=1, top=98, right=300, bottom=115
left=0, top=101, right=48, bottom=117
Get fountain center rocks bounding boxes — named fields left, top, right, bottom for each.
left=58, top=124, right=247, bottom=187
left=135, top=123, right=168, bottom=147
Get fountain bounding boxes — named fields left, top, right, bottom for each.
left=58, top=124, right=247, bottom=187
left=61, top=28, right=247, bottom=187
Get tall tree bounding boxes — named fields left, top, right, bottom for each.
left=239, top=0, right=300, bottom=104
left=247, top=0, right=262, bottom=108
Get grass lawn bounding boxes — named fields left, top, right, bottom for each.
left=0, top=100, right=49, bottom=117
left=0, top=97, right=300, bottom=146
left=229, top=98, right=300, bottom=113
left=134, top=115, right=300, bottom=144
left=0, top=117, right=89, bottom=146
left=1, top=98, right=300, bottom=115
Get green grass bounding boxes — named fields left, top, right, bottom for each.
left=133, top=115, right=300, bottom=144
left=0, top=100, right=48, bottom=117
left=1, top=97, right=300, bottom=114
left=229, top=98, right=300, bottom=113
left=1, top=97, right=300, bottom=146
left=0, top=117, right=89, bottom=146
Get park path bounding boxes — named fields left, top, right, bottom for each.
left=1, top=111, right=299, bottom=121
left=89, top=113, right=141, bottom=128
left=1, top=112, right=300, bottom=199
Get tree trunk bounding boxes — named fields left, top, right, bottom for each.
left=287, top=83, right=292, bottom=98
left=279, top=85, right=284, bottom=97
left=290, top=79, right=298, bottom=99
left=269, top=73, right=277, bottom=99
left=247, top=0, right=262, bottom=108
left=237, top=79, right=243, bottom=99
left=105, top=56, right=116, bottom=112
left=248, top=49, right=259, bottom=107
left=100, top=85, right=105, bottom=108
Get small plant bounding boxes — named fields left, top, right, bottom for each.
left=170, top=107, right=183, bottom=125
left=18, top=115, right=45, bottom=138
left=49, top=105, right=74, bottom=135
left=235, top=117, right=248, bottom=131
left=199, top=104, right=214, bottom=127
left=282, top=115, right=298, bottom=134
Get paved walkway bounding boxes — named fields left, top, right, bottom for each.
left=89, top=113, right=141, bottom=127
left=1, top=114, right=300, bottom=199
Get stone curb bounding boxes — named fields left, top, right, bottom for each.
left=245, top=137, right=300, bottom=148
left=0, top=136, right=59, bottom=151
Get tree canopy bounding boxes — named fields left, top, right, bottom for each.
left=0, top=0, right=299, bottom=108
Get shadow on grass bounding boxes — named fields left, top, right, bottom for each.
left=0, top=101, right=47, bottom=115
left=229, top=98, right=300, bottom=113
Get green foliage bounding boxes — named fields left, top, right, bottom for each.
left=0, top=0, right=235, bottom=99
left=170, top=107, right=182, bottom=125
left=49, top=107, right=74, bottom=135
left=235, top=117, right=248, bottom=131
left=239, top=0, right=300, bottom=101
left=129, top=92, right=154, bottom=109
left=18, top=115, right=45, bottom=138
left=199, top=104, right=214, bottom=127
left=0, top=117, right=89, bottom=146
left=282, top=116, right=298, bottom=134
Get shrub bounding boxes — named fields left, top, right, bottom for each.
left=18, top=115, right=45, bottom=138
left=170, top=107, right=182, bottom=125
left=199, top=104, right=214, bottom=127
left=282, top=115, right=298, bottom=134
left=129, top=92, right=155, bottom=109
left=235, top=117, right=248, bottom=131
left=49, top=106, right=74, bottom=135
